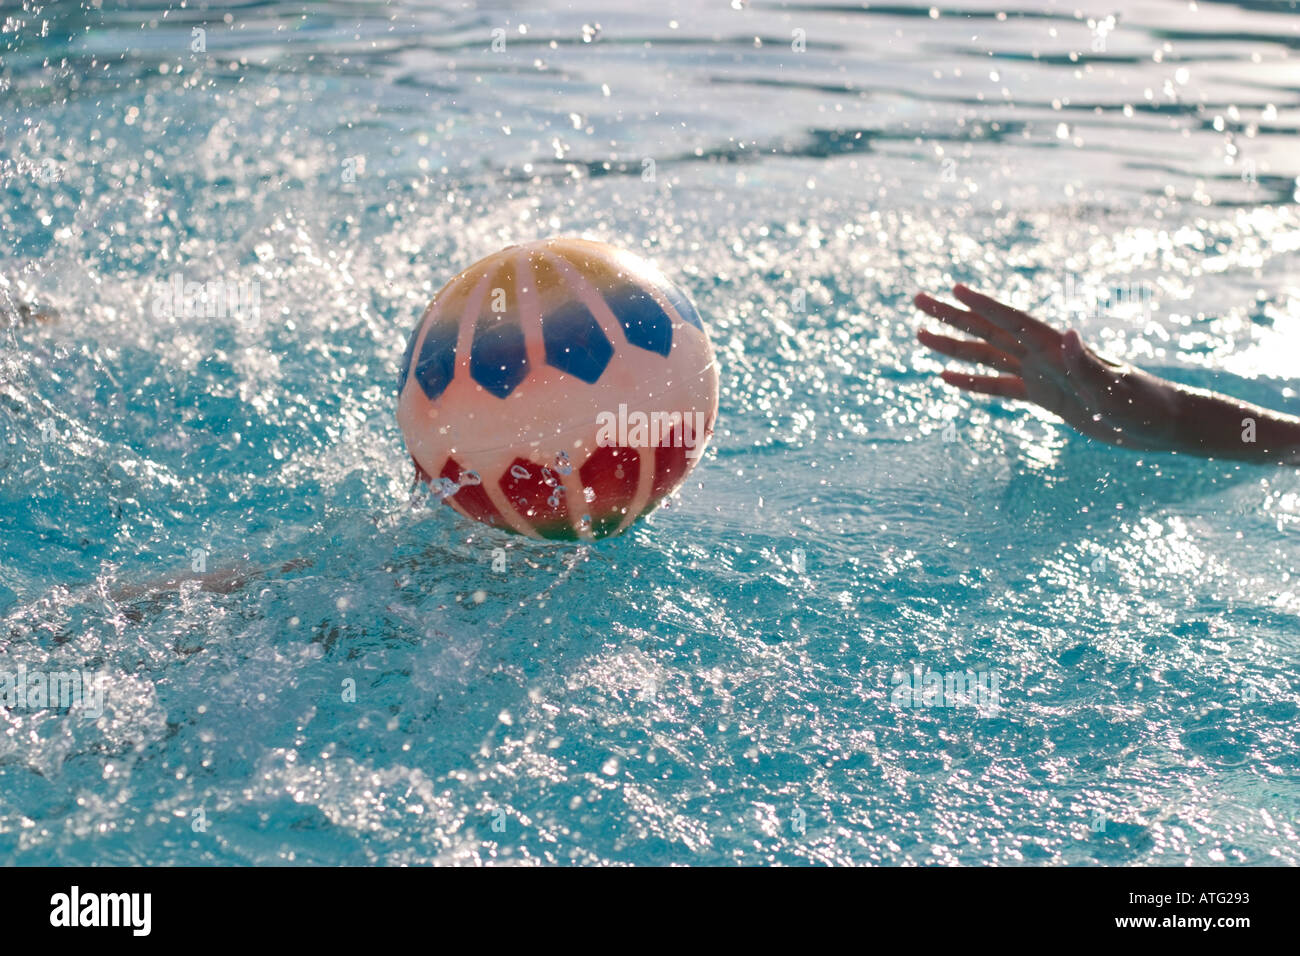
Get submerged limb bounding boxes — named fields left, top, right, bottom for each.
left=111, top=557, right=314, bottom=607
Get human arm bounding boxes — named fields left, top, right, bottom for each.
left=914, top=284, right=1300, bottom=464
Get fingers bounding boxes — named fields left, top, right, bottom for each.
left=917, top=328, right=1021, bottom=375
left=913, top=292, right=1024, bottom=356
left=939, top=370, right=1029, bottom=401
left=951, top=284, right=1062, bottom=351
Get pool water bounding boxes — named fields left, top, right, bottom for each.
left=2, top=0, right=1299, bottom=865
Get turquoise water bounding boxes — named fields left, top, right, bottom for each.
left=2, top=0, right=1299, bottom=865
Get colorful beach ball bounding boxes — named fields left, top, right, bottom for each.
left=396, top=238, right=719, bottom=540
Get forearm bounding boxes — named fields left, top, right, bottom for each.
left=1167, top=382, right=1300, bottom=464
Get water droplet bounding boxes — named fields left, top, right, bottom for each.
left=510, top=464, right=530, bottom=480
left=583, top=486, right=596, bottom=503
left=460, top=470, right=482, bottom=486
left=555, top=451, right=573, bottom=475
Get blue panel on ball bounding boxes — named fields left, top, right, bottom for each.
left=413, top=317, right=459, bottom=402
left=542, top=300, right=614, bottom=383
left=471, top=316, right=529, bottom=397
left=397, top=320, right=421, bottom=395
left=606, top=285, right=672, bottom=356
left=659, top=282, right=704, bottom=331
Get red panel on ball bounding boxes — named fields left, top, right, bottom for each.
left=499, top=457, right=572, bottom=536
left=440, top=458, right=504, bottom=528
left=580, top=445, right=641, bottom=537
left=650, top=430, right=690, bottom=502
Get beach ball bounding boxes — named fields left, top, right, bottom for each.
left=396, top=238, right=719, bottom=540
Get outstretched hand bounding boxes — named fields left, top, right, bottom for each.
left=914, top=284, right=1182, bottom=451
